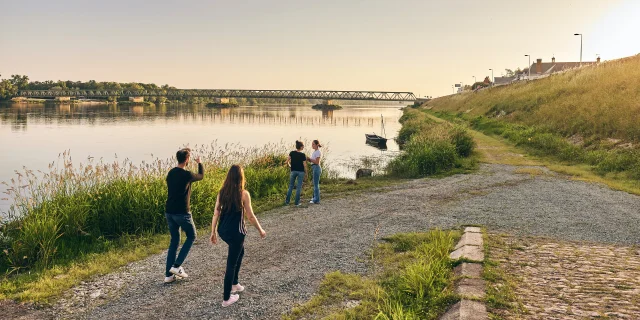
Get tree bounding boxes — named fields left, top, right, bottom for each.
left=0, top=74, right=18, bottom=100
left=483, top=76, right=491, bottom=84
left=10, top=74, right=29, bottom=90
left=505, top=69, right=515, bottom=77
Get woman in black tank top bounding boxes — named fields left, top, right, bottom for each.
left=210, top=165, right=267, bottom=307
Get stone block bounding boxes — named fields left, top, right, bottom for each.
left=454, top=232, right=483, bottom=250
left=454, top=263, right=483, bottom=278
left=455, top=278, right=486, bottom=299
left=440, top=300, right=488, bottom=320
left=450, top=245, right=484, bottom=262
left=464, top=227, right=482, bottom=233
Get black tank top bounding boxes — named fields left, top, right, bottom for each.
left=218, top=202, right=247, bottom=237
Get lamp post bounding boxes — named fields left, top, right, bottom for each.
left=524, top=54, right=531, bottom=78
left=452, top=85, right=454, bottom=94
left=489, top=69, right=494, bottom=84
left=574, top=33, right=583, bottom=66
left=472, top=76, right=476, bottom=83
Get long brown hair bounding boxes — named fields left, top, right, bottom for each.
left=219, top=165, right=245, bottom=214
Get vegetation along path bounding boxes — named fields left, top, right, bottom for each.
left=7, top=157, right=631, bottom=319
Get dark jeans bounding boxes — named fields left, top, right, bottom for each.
left=285, top=171, right=305, bottom=205
left=220, top=233, right=245, bottom=300
left=165, top=213, right=197, bottom=277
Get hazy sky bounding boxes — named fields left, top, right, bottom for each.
left=1, top=0, right=639, bottom=97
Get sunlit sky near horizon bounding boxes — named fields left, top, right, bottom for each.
left=1, top=0, right=639, bottom=97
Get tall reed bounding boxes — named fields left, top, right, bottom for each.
left=0, top=142, right=310, bottom=274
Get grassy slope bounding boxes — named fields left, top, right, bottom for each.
left=428, top=54, right=640, bottom=143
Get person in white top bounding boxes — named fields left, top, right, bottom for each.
left=307, top=140, right=322, bottom=204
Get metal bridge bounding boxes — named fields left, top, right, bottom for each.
left=16, top=89, right=417, bottom=101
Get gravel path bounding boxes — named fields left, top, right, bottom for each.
left=39, top=164, right=640, bottom=319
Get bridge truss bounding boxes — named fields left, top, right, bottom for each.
left=17, top=89, right=416, bottom=101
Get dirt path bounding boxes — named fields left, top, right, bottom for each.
left=24, top=163, right=635, bottom=320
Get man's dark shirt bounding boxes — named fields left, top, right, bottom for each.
left=165, top=163, right=204, bottom=214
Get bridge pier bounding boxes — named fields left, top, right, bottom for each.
left=323, top=99, right=336, bottom=105
left=214, top=98, right=230, bottom=103
left=129, top=97, right=145, bottom=103
left=55, top=97, right=71, bottom=102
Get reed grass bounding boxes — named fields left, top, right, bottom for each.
left=0, top=142, right=331, bottom=276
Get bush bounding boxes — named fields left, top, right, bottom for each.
left=449, top=126, right=475, bottom=157
left=388, top=133, right=459, bottom=178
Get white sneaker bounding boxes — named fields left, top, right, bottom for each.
left=231, top=284, right=245, bottom=293
left=309, top=200, right=315, bottom=204
left=164, top=275, right=176, bottom=283
left=222, top=294, right=240, bottom=307
left=169, top=266, right=189, bottom=278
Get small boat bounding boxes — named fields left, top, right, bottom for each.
left=365, top=115, right=388, bottom=148
left=365, top=134, right=388, bottom=147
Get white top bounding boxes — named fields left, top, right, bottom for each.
left=310, top=149, right=322, bottom=162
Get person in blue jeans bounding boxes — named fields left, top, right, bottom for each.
left=164, top=148, right=204, bottom=283
left=307, top=139, right=322, bottom=204
left=285, top=140, right=307, bottom=206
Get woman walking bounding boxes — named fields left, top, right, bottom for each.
left=285, top=140, right=307, bottom=206
left=307, top=140, right=322, bottom=204
left=210, top=165, right=266, bottom=307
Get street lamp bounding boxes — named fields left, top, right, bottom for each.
left=489, top=69, right=494, bottom=83
left=452, top=85, right=454, bottom=94
left=574, top=33, right=582, bottom=66
left=472, top=76, right=476, bottom=83
left=525, top=54, right=531, bottom=78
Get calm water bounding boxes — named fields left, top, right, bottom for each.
left=0, top=103, right=404, bottom=213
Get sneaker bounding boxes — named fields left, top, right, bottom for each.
left=222, top=294, right=240, bottom=307
left=309, top=200, right=315, bottom=204
left=164, top=275, right=176, bottom=283
left=169, top=266, right=189, bottom=278
left=231, top=284, right=245, bottom=293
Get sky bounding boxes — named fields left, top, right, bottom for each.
left=1, top=0, right=639, bottom=97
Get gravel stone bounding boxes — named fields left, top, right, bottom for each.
left=28, top=164, right=640, bottom=319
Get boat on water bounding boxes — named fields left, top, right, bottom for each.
left=365, top=134, right=388, bottom=147
left=365, top=115, right=388, bottom=148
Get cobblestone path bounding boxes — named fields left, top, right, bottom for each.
left=488, top=234, right=640, bottom=319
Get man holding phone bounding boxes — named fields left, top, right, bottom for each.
left=164, top=148, right=204, bottom=283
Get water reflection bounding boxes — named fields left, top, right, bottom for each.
left=0, top=103, right=390, bottom=129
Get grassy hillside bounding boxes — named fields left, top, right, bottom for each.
left=427, top=54, right=640, bottom=143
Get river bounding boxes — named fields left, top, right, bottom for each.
left=0, top=103, right=404, bottom=214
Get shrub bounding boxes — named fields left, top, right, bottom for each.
left=449, top=126, right=475, bottom=157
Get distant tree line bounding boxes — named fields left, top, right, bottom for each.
left=0, top=74, right=405, bottom=105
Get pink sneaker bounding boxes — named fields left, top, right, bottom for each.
left=222, top=294, right=239, bottom=307
left=231, top=284, right=245, bottom=293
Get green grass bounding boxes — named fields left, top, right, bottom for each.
left=426, top=54, right=640, bottom=143
left=483, top=234, right=526, bottom=319
left=387, top=108, right=477, bottom=178
left=427, top=111, right=640, bottom=194
left=284, top=230, right=461, bottom=320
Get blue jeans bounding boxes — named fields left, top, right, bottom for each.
left=165, top=213, right=197, bottom=277
left=285, top=171, right=305, bottom=205
left=312, top=165, right=322, bottom=203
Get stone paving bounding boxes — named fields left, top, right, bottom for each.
left=488, top=234, right=640, bottom=319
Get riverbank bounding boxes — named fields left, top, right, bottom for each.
left=0, top=142, right=406, bottom=303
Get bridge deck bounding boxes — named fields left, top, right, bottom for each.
left=17, top=89, right=416, bottom=101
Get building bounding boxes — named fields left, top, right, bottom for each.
left=520, top=56, right=600, bottom=79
